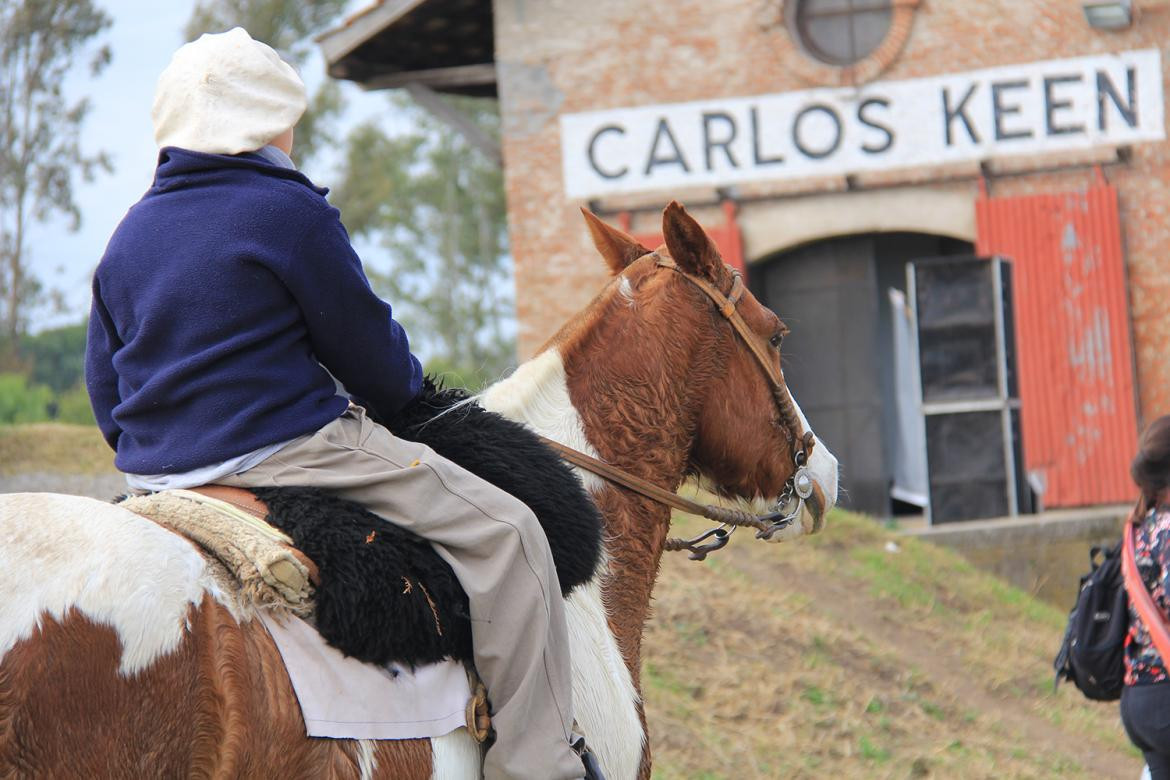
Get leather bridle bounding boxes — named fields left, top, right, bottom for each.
left=539, top=250, right=820, bottom=561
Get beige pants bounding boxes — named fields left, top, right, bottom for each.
left=222, top=405, right=583, bottom=780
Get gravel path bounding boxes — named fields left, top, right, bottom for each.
left=0, top=471, right=127, bottom=501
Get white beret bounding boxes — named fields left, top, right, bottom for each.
left=151, top=27, right=307, bottom=155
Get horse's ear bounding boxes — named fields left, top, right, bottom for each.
left=581, top=208, right=652, bottom=275
left=662, top=201, right=721, bottom=282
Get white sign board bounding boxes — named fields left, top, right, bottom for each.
left=560, top=49, right=1164, bottom=199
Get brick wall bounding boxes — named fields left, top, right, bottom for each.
left=493, top=0, right=1170, bottom=422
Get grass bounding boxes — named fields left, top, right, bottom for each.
left=0, top=423, right=113, bottom=475
left=642, top=509, right=1138, bottom=779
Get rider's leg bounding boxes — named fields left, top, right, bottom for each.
left=220, top=405, right=584, bottom=780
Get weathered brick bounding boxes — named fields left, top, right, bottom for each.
left=494, top=0, right=1170, bottom=422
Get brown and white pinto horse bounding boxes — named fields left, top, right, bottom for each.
left=0, top=203, right=837, bottom=779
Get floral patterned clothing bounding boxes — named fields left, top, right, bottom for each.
left=1125, top=505, right=1170, bottom=686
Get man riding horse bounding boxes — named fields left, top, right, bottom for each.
left=85, top=27, right=600, bottom=780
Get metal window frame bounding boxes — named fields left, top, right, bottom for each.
left=792, top=0, right=895, bottom=66
left=909, top=256, right=1021, bottom=525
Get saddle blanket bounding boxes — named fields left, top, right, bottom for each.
left=259, top=611, right=473, bottom=741
left=118, top=488, right=476, bottom=742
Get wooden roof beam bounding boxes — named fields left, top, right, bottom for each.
left=359, top=63, right=497, bottom=92
left=317, top=0, right=429, bottom=68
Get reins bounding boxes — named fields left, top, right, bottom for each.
left=540, top=251, right=819, bottom=561
left=538, top=436, right=779, bottom=559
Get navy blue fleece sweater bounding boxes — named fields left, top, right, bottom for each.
left=86, top=147, right=422, bottom=474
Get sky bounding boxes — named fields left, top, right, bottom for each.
left=26, top=0, right=383, bottom=331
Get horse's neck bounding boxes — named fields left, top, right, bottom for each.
left=480, top=344, right=701, bottom=777
left=478, top=349, right=612, bottom=492
left=478, top=345, right=694, bottom=666
left=478, top=346, right=694, bottom=483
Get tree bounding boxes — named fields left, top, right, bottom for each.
left=19, top=320, right=86, bottom=393
left=0, top=372, right=51, bottom=424
left=0, top=0, right=111, bottom=366
left=333, top=96, right=514, bottom=390
left=54, top=382, right=95, bottom=425
left=183, top=0, right=348, bottom=167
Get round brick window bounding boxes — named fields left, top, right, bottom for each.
left=789, top=0, right=894, bottom=66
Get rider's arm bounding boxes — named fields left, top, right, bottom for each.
left=278, top=202, right=423, bottom=419
left=85, top=282, right=124, bottom=450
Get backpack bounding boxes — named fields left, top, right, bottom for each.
left=1053, top=540, right=1128, bottom=701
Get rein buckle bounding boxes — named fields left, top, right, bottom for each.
left=674, top=524, right=733, bottom=561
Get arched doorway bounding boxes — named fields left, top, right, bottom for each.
left=750, top=232, right=973, bottom=517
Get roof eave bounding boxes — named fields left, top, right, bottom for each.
left=317, top=0, right=430, bottom=75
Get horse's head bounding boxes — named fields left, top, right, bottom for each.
left=580, top=202, right=838, bottom=538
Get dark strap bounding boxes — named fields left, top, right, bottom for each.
left=655, top=256, right=781, bottom=388
left=538, top=435, right=768, bottom=531
left=1123, top=509, right=1170, bottom=663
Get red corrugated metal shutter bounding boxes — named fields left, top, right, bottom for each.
left=975, top=183, right=1139, bottom=507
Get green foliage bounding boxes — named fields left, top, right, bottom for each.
left=183, top=0, right=345, bottom=64
left=183, top=0, right=348, bottom=167
left=19, top=321, right=86, bottom=393
left=0, top=372, right=52, bottom=424
left=0, top=319, right=97, bottom=424
left=0, top=0, right=111, bottom=360
left=422, top=356, right=483, bottom=393
left=0, top=367, right=93, bottom=426
left=334, top=96, right=514, bottom=390
left=55, top=384, right=95, bottom=425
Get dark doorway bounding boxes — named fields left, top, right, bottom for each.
left=751, top=232, right=973, bottom=517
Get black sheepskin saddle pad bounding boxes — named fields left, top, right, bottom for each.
left=252, top=378, right=604, bottom=669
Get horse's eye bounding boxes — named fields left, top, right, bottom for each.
left=769, top=332, right=783, bottom=349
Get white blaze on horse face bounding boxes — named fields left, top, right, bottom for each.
left=479, top=349, right=646, bottom=780
left=750, top=391, right=839, bottom=542
left=0, top=492, right=230, bottom=675
left=790, top=392, right=838, bottom=537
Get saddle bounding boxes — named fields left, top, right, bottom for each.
left=119, top=377, right=603, bottom=679
left=121, top=484, right=493, bottom=743
left=120, top=486, right=318, bottom=614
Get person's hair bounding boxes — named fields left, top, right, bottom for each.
left=1131, top=415, right=1170, bottom=508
